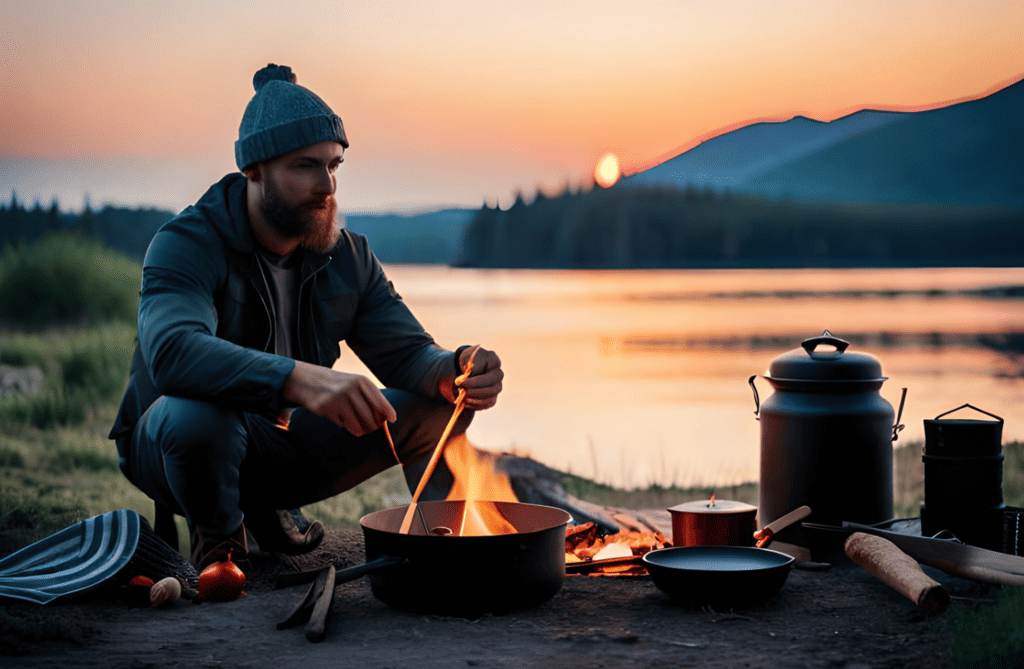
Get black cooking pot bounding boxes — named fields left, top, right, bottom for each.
left=331, top=500, right=570, bottom=617
left=642, top=546, right=795, bottom=609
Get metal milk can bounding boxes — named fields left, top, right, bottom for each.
left=750, top=331, right=906, bottom=545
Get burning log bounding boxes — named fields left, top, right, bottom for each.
left=497, top=455, right=622, bottom=534
left=564, top=523, right=671, bottom=575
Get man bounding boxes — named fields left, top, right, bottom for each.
left=108, top=64, right=503, bottom=571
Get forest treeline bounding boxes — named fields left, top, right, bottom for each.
left=455, top=184, right=1024, bottom=268
left=6, top=185, right=1024, bottom=269
left=1, top=193, right=170, bottom=263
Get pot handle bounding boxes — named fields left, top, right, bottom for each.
left=275, top=554, right=406, bottom=589
left=333, top=554, right=407, bottom=586
left=801, top=330, right=850, bottom=356
left=748, top=375, right=760, bottom=420
left=934, top=403, right=1004, bottom=423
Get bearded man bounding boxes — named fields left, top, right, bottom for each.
left=109, top=64, right=503, bottom=571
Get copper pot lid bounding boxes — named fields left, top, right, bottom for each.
left=668, top=499, right=756, bottom=514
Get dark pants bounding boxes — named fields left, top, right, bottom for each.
left=119, top=389, right=472, bottom=538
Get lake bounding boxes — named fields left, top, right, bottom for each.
left=333, top=266, right=1024, bottom=489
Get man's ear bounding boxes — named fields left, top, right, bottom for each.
left=242, top=163, right=262, bottom=182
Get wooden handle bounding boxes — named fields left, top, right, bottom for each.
left=304, top=565, right=336, bottom=642
left=398, top=346, right=479, bottom=534
left=755, top=505, right=812, bottom=547
left=845, top=532, right=949, bottom=615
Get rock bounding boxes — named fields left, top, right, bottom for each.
left=0, top=364, right=45, bottom=400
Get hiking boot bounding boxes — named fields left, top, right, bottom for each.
left=245, top=508, right=325, bottom=557
left=190, top=524, right=251, bottom=573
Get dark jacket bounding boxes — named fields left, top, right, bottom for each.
left=110, top=173, right=456, bottom=467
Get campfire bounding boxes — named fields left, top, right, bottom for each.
left=441, top=436, right=671, bottom=573
left=565, top=522, right=671, bottom=575
left=441, top=434, right=518, bottom=536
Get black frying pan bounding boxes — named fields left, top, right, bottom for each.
left=642, top=545, right=794, bottom=608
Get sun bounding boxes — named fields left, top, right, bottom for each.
left=594, top=153, right=621, bottom=188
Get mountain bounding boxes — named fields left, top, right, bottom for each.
left=625, top=77, right=1024, bottom=207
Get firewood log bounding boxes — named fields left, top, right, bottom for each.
left=845, top=532, right=949, bottom=615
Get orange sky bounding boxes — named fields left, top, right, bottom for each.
left=2, top=0, right=1022, bottom=213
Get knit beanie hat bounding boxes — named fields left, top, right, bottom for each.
left=235, top=64, right=349, bottom=171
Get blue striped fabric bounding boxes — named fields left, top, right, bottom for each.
left=0, top=509, right=141, bottom=604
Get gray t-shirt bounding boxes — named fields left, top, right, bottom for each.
left=256, top=246, right=301, bottom=360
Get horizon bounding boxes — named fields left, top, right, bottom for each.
left=2, top=0, right=1023, bottom=214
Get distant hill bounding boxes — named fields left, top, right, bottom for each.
left=343, top=208, right=476, bottom=265
left=626, top=77, right=1024, bottom=207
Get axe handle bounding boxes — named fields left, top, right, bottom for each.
left=845, top=532, right=949, bottom=615
left=305, top=565, right=336, bottom=642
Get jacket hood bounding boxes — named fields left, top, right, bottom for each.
left=191, top=173, right=257, bottom=255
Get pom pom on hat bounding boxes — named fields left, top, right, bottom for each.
left=253, top=63, right=297, bottom=91
left=236, top=63, right=348, bottom=170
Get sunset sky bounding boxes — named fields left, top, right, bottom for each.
left=2, top=0, right=1022, bottom=214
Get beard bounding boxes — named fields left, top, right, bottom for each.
left=260, top=178, right=342, bottom=254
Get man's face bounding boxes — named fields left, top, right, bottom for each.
left=255, top=141, right=344, bottom=253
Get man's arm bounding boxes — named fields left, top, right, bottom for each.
left=282, top=360, right=396, bottom=436
left=139, top=224, right=295, bottom=415
left=340, top=236, right=457, bottom=399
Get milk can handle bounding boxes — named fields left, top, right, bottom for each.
left=934, top=403, right=1003, bottom=423
left=892, top=388, right=907, bottom=442
left=748, top=375, right=760, bottom=420
left=801, top=330, right=849, bottom=356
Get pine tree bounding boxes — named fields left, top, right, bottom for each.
left=48, top=196, right=61, bottom=233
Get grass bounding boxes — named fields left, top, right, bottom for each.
left=0, top=325, right=137, bottom=429
left=944, top=586, right=1024, bottom=669
left=0, top=233, right=141, bottom=329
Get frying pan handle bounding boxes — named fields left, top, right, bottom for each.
left=333, top=554, right=406, bottom=586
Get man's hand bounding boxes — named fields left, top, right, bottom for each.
left=283, top=360, right=396, bottom=436
left=455, top=346, right=503, bottom=410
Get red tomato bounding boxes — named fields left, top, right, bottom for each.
left=197, top=552, right=246, bottom=602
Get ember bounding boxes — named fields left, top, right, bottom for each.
left=564, top=521, right=671, bottom=575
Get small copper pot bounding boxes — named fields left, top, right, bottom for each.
left=668, top=499, right=757, bottom=547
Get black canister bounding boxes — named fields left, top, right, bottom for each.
left=920, top=404, right=1005, bottom=550
left=751, top=331, right=904, bottom=547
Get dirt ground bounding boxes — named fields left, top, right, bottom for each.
left=0, top=527, right=997, bottom=668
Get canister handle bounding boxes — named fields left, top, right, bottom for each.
left=801, top=330, right=850, bottom=356
left=934, top=403, right=1004, bottom=423
left=748, top=375, right=760, bottom=420
left=892, top=388, right=907, bottom=442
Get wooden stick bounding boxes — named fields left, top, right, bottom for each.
left=383, top=422, right=400, bottom=464
left=398, top=346, right=479, bottom=534
left=277, top=566, right=330, bottom=627
left=845, top=532, right=949, bottom=615
left=304, top=565, right=336, bottom=642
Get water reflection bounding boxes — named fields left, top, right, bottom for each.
left=337, top=267, right=1024, bottom=488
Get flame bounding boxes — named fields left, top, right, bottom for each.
left=443, top=434, right=518, bottom=536
left=709, top=493, right=716, bottom=507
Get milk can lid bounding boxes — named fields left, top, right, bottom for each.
left=767, top=330, right=884, bottom=382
